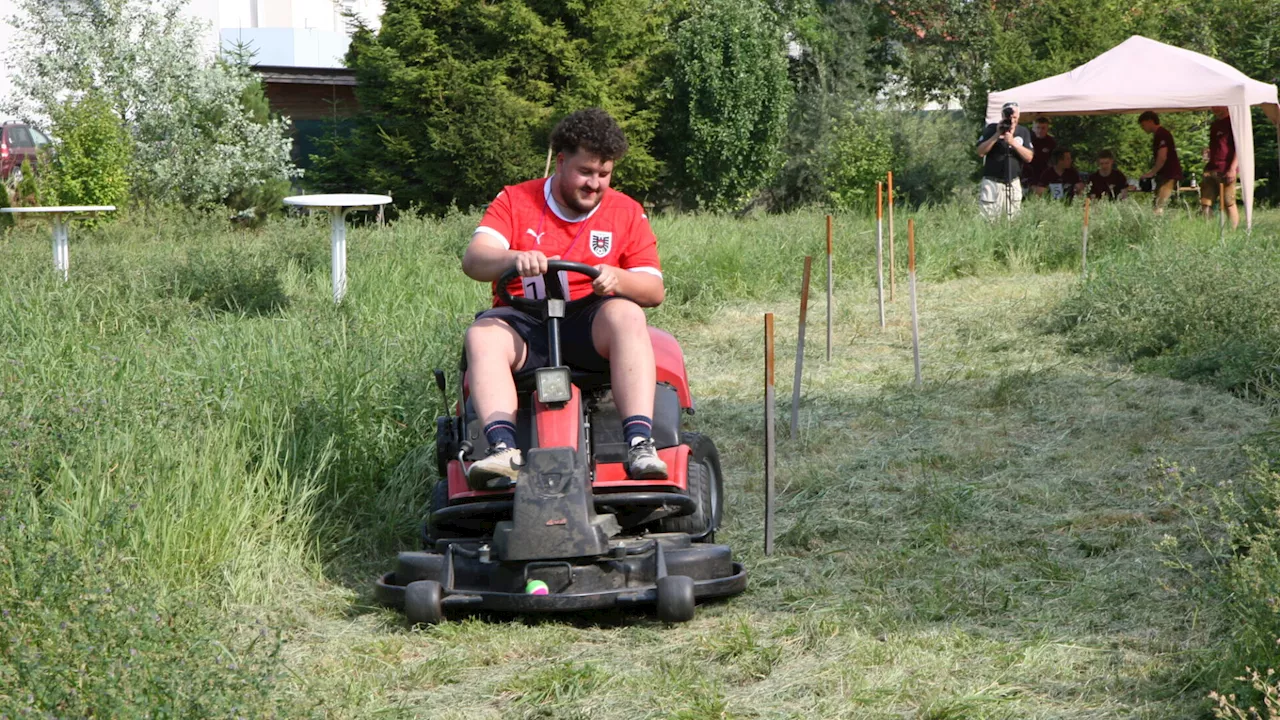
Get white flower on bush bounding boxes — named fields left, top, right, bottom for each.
left=4, top=0, right=298, bottom=207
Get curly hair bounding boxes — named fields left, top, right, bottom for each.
left=549, top=108, right=629, bottom=161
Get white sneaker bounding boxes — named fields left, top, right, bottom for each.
left=466, top=444, right=522, bottom=490
left=625, top=439, right=668, bottom=480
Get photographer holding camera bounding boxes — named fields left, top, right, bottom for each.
left=977, top=101, right=1034, bottom=220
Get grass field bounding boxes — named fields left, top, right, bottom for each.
left=2, top=201, right=1276, bottom=717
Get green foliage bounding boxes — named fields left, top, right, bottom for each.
left=888, top=110, right=974, bottom=207
left=824, top=110, right=893, bottom=210
left=171, top=245, right=289, bottom=315
left=661, top=0, right=792, bottom=211
left=322, top=0, right=673, bottom=212
left=45, top=92, right=133, bottom=209
left=0, top=490, right=287, bottom=717
left=1054, top=230, right=1280, bottom=398
left=14, top=159, right=41, bottom=206
left=6, top=0, right=297, bottom=209
left=769, top=0, right=892, bottom=211
left=0, top=178, right=11, bottom=231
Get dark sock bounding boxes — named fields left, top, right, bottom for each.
left=623, top=415, right=653, bottom=446
left=484, top=420, right=517, bottom=450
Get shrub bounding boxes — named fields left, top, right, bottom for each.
left=13, top=159, right=41, bottom=206
left=889, top=109, right=975, bottom=207
left=0, top=178, right=11, bottom=231
left=660, top=0, right=792, bottom=211
left=824, top=109, right=893, bottom=211
left=45, top=92, right=132, bottom=209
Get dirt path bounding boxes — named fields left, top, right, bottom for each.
left=284, top=274, right=1263, bottom=719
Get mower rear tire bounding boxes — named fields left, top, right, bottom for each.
left=656, top=575, right=696, bottom=622
left=404, top=580, right=445, bottom=626
left=657, top=433, right=722, bottom=539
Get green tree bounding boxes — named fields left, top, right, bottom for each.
left=660, top=0, right=793, bottom=211
left=321, top=0, right=675, bottom=213
left=769, top=0, right=894, bottom=211
left=825, top=110, right=893, bottom=210
left=45, top=92, right=132, bottom=209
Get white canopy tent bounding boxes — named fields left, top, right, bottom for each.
left=986, top=36, right=1280, bottom=230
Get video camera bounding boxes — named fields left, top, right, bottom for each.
left=997, top=105, right=1015, bottom=135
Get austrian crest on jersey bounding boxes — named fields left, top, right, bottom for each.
left=589, top=230, right=613, bottom=258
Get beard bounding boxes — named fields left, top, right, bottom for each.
left=556, top=178, right=603, bottom=215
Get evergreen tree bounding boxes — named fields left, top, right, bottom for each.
left=322, top=0, right=676, bottom=213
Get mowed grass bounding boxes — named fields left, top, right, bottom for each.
left=0, top=203, right=1270, bottom=717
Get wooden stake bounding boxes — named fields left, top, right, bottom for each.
left=1081, top=196, right=1090, bottom=278
left=543, top=145, right=554, bottom=178
left=764, top=312, right=776, bottom=556
left=791, top=256, right=812, bottom=442
left=888, top=171, right=896, bottom=302
left=909, top=219, right=922, bottom=389
left=825, top=215, right=833, bottom=362
left=876, top=182, right=886, bottom=329
left=1219, top=184, right=1227, bottom=246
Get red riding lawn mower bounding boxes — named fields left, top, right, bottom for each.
left=375, top=261, right=747, bottom=623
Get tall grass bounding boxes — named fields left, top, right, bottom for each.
left=2, top=198, right=1273, bottom=714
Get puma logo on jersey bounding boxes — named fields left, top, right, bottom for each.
left=526, top=228, right=545, bottom=245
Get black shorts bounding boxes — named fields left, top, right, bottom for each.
left=475, top=297, right=624, bottom=373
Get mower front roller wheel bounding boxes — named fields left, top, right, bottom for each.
left=405, top=580, right=445, bottom=626
left=656, top=575, right=696, bottom=622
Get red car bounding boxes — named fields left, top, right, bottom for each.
left=1, top=123, right=52, bottom=181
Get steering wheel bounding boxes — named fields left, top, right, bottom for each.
left=497, top=260, right=601, bottom=313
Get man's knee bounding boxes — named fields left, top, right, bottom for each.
left=599, top=298, right=646, bottom=326
left=592, top=300, right=649, bottom=357
left=466, top=318, right=522, bottom=365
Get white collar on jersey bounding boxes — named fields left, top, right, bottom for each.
left=544, top=176, right=603, bottom=223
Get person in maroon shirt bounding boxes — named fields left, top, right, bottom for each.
left=1200, top=106, right=1239, bottom=228
left=1022, top=117, right=1057, bottom=189
left=1138, top=111, right=1183, bottom=214
left=1089, top=149, right=1129, bottom=201
left=1035, top=147, right=1084, bottom=201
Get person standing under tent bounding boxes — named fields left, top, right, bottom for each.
left=1201, top=106, right=1239, bottom=229
left=1138, top=111, right=1184, bottom=214
left=1023, top=117, right=1057, bottom=191
left=977, top=101, right=1034, bottom=220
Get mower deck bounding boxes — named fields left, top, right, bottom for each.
left=374, top=532, right=745, bottom=618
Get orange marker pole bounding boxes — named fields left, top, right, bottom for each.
left=1082, top=196, right=1091, bottom=278
left=764, top=313, right=776, bottom=556
left=909, top=219, right=922, bottom=389
left=888, top=172, right=896, bottom=301
left=875, top=182, right=885, bottom=329
left=791, top=256, right=812, bottom=441
left=825, top=215, right=833, bottom=362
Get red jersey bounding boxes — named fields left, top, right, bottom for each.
left=1205, top=117, right=1236, bottom=175
left=1151, top=127, right=1183, bottom=181
left=474, top=178, right=661, bottom=305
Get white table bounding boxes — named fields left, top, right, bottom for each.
left=0, top=205, right=116, bottom=281
left=283, top=194, right=392, bottom=303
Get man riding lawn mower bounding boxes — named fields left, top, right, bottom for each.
left=374, top=109, right=746, bottom=623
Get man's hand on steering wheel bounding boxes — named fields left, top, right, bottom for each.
left=592, top=264, right=623, bottom=296
left=512, top=250, right=560, bottom=277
